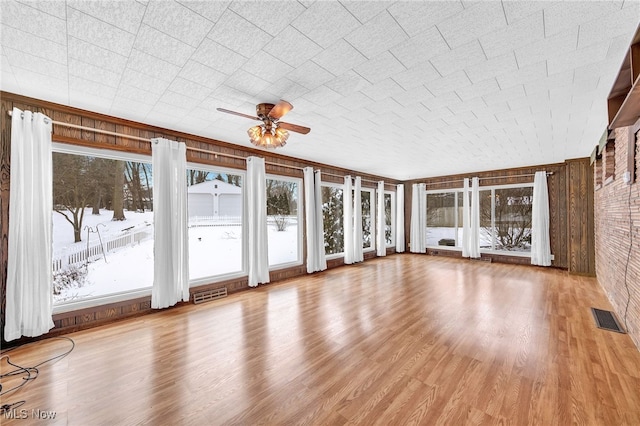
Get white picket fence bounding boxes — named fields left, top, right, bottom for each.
left=188, top=215, right=242, bottom=227
left=53, top=227, right=151, bottom=273
left=188, top=215, right=298, bottom=227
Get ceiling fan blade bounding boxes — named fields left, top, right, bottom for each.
left=278, top=121, right=311, bottom=135
left=268, top=100, right=293, bottom=120
left=216, top=107, right=260, bottom=121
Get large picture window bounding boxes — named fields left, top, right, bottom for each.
left=426, top=192, right=457, bottom=247
left=52, top=150, right=154, bottom=304
left=321, top=184, right=344, bottom=256
left=187, top=168, right=244, bottom=282
left=492, top=187, right=533, bottom=252
left=384, top=191, right=395, bottom=247
left=426, top=184, right=533, bottom=254
left=266, top=176, right=302, bottom=267
left=361, top=189, right=374, bottom=250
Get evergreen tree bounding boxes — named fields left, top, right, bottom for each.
left=322, top=187, right=344, bottom=254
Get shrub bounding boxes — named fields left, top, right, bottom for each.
left=273, top=215, right=289, bottom=232
left=53, top=265, right=88, bottom=296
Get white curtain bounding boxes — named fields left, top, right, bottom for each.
left=410, top=183, right=426, bottom=253
left=461, top=178, right=471, bottom=258
left=353, top=177, right=364, bottom=263
left=304, top=167, right=327, bottom=273
left=395, top=184, right=405, bottom=252
left=5, top=108, right=54, bottom=341
left=151, top=138, right=189, bottom=309
left=531, top=171, right=552, bottom=266
left=469, top=177, right=481, bottom=258
left=376, top=181, right=386, bottom=256
left=246, top=156, right=269, bottom=286
left=343, top=176, right=354, bottom=264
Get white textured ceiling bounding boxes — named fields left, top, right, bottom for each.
left=1, top=1, right=638, bottom=180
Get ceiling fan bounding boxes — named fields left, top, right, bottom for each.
left=217, top=100, right=311, bottom=149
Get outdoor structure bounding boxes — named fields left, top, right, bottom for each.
left=187, top=180, right=242, bottom=218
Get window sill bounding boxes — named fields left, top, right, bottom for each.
left=325, top=252, right=344, bottom=261
left=425, top=246, right=554, bottom=260
left=269, top=260, right=303, bottom=271
left=189, top=271, right=247, bottom=287
left=53, top=287, right=152, bottom=314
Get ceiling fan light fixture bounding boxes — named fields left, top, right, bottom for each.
left=218, top=100, right=308, bottom=149
left=247, top=124, right=287, bottom=149
left=275, top=127, right=289, bottom=140
left=248, top=125, right=262, bottom=138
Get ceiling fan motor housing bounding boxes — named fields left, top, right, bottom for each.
left=256, top=103, right=275, bottom=119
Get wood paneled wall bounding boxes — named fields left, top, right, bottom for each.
left=566, top=158, right=596, bottom=275
left=0, top=92, right=398, bottom=344
left=402, top=161, right=595, bottom=274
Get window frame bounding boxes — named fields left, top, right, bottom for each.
left=186, top=162, right=247, bottom=287
left=425, top=191, right=460, bottom=248
left=384, top=190, right=396, bottom=248
left=425, top=182, right=535, bottom=257
left=265, top=173, right=304, bottom=270
left=320, top=181, right=345, bottom=260
left=51, top=143, right=155, bottom=314
left=361, top=187, right=376, bottom=253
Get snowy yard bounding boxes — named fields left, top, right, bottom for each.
left=53, top=209, right=299, bottom=303
left=426, top=227, right=530, bottom=251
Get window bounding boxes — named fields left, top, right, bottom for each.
left=321, top=184, right=344, bottom=256
left=425, top=184, right=533, bottom=254
left=266, top=176, right=302, bottom=267
left=52, top=150, right=153, bottom=304
left=361, top=189, right=374, bottom=250
left=187, top=168, right=244, bottom=282
left=604, top=141, right=615, bottom=182
left=426, top=192, right=457, bottom=247
left=479, top=189, right=493, bottom=250
left=492, top=187, right=533, bottom=252
left=384, top=191, right=395, bottom=246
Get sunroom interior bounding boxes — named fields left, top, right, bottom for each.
left=1, top=1, right=640, bottom=424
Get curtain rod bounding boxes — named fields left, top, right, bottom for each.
left=7, top=110, right=386, bottom=184
left=422, top=172, right=554, bottom=187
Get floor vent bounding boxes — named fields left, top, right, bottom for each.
left=193, top=287, right=227, bottom=304
left=591, top=308, right=625, bottom=333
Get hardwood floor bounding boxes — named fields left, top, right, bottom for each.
left=2, top=255, right=640, bottom=425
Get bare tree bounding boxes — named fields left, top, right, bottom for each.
left=53, top=153, right=94, bottom=242
left=112, top=160, right=126, bottom=221
left=481, top=188, right=533, bottom=250
left=188, top=170, right=210, bottom=186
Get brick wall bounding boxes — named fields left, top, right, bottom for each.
left=595, top=124, right=640, bottom=349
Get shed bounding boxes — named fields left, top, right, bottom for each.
left=187, top=180, right=242, bottom=218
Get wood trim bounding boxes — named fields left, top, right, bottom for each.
left=3, top=91, right=399, bottom=184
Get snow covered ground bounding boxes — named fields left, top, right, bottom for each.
left=53, top=209, right=299, bottom=303
left=426, top=227, right=530, bottom=251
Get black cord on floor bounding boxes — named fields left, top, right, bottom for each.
left=0, top=336, right=75, bottom=410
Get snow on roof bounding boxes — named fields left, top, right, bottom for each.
left=187, top=180, right=242, bottom=195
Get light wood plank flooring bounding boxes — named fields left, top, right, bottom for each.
left=2, top=255, right=640, bottom=425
